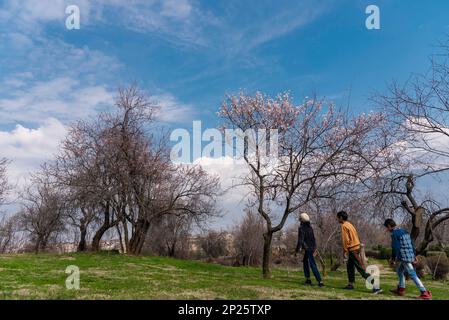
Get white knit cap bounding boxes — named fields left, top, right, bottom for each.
left=299, top=212, right=310, bottom=222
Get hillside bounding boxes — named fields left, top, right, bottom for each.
left=0, top=253, right=447, bottom=300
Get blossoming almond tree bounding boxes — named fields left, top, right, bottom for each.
left=219, top=91, right=393, bottom=278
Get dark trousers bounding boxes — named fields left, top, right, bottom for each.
left=347, top=249, right=370, bottom=283
left=303, top=249, right=322, bottom=282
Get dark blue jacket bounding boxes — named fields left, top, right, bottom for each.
left=296, top=223, right=317, bottom=252
left=391, top=228, right=416, bottom=263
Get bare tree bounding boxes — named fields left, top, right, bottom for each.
left=233, top=209, right=264, bottom=266
left=199, top=230, right=229, bottom=259
left=145, top=214, right=193, bottom=258
left=0, top=158, right=9, bottom=207
left=127, top=163, right=221, bottom=255
left=375, top=41, right=449, bottom=254
left=44, top=86, right=220, bottom=255
left=88, top=86, right=221, bottom=255
left=375, top=174, right=449, bottom=254
left=0, top=158, right=15, bottom=253
left=48, top=116, right=121, bottom=252
left=18, top=172, right=66, bottom=253
left=0, top=215, right=18, bottom=253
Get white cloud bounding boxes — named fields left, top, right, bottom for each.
left=402, top=119, right=449, bottom=170
left=193, top=156, right=250, bottom=227
left=0, top=118, right=67, bottom=188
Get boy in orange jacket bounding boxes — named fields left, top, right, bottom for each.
left=337, top=211, right=382, bottom=294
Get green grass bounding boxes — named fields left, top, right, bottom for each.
left=0, top=252, right=448, bottom=300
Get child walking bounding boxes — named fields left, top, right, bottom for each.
left=337, top=211, right=382, bottom=294
left=295, top=212, right=324, bottom=287
left=383, top=219, right=432, bottom=299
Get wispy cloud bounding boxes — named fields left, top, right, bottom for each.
left=1, top=0, right=332, bottom=52
left=0, top=1, right=122, bottom=125
left=0, top=77, right=115, bottom=124
left=216, top=0, right=333, bottom=56
left=154, top=93, right=196, bottom=124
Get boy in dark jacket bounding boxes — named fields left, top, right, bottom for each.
left=295, top=212, right=324, bottom=287
left=384, top=219, right=432, bottom=299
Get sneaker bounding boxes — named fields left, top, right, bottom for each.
left=417, top=290, right=432, bottom=300
left=372, top=288, right=383, bottom=294
left=343, top=284, right=354, bottom=290
left=390, top=287, right=406, bottom=296
left=318, top=282, right=325, bottom=288
left=304, top=279, right=313, bottom=286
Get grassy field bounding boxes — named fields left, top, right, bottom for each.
left=0, top=252, right=448, bottom=300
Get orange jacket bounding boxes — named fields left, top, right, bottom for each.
left=341, top=221, right=361, bottom=252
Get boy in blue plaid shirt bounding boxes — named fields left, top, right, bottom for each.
left=383, top=219, right=432, bottom=299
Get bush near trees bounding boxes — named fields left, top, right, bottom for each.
left=233, top=210, right=264, bottom=266
left=427, top=255, right=449, bottom=280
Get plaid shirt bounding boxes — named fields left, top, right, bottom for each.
left=391, top=228, right=416, bottom=263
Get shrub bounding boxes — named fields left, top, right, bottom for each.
left=414, top=255, right=429, bottom=279
left=233, top=211, right=264, bottom=266
left=330, top=262, right=341, bottom=271
left=428, top=244, right=443, bottom=252
left=100, top=249, right=120, bottom=255
left=365, top=250, right=380, bottom=259
left=426, top=254, right=449, bottom=280
left=378, top=247, right=392, bottom=260
left=208, top=256, right=240, bottom=267
left=199, top=231, right=229, bottom=259
left=427, top=251, right=448, bottom=258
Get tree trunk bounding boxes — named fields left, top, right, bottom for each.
left=167, top=238, right=177, bottom=257
left=78, top=227, right=87, bottom=252
left=123, top=220, right=129, bottom=253
left=34, top=238, right=41, bottom=254
left=41, top=235, right=49, bottom=252
left=416, top=218, right=434, bottom=255
left=168, top=243, right=175, bottom=257
left=91, top=203, right=111, bottom=251
left=410, top=207, right=424, bottom=243
left=92, top=224, right=109, bottom=251
left=262, top=231, right=273, bottom=278
left=129, top=219, right=150, bottom=255
left=136, top=222, right=149, bottom=254
left=78, top=220, right=87, bottom=252
left=116, top=223, right=124, bottom=253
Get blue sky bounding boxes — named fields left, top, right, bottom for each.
left=1, top=0, right=449, bottom=226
